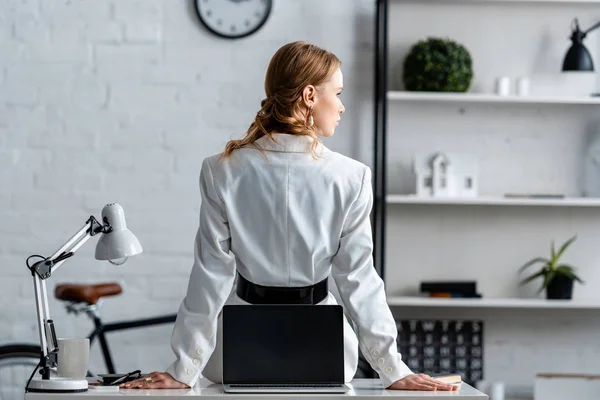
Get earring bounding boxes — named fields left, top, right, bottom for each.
left=309, top=106, right=314, bottom=126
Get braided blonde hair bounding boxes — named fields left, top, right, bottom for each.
left=220, top=41, right=341, bottom=161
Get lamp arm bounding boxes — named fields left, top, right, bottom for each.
left=584, top=20, right=600, bottom=36
left=49, top=216, right=107, bottom=274
left=28, top=215, right=110, bottom=380
left=30, top=216, right=108, bottom=280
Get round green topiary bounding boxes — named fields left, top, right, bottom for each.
left=402, top=37, right=473, bottom=92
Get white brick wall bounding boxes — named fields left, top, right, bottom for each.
left=2, top=0, right=599, bottom=397
left=0, top=0, right=374, bottom=379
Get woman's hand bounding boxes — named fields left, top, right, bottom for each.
left=387, top=373, right=459, bottom=391
left=120, top=371, right=190, bottom=389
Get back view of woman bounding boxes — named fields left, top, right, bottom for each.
left=122, top=41, right=458, bottom=392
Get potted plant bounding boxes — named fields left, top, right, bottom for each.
left=401, top=37, right=473, bottom=92
left=518, top=235, right=584, bottom=300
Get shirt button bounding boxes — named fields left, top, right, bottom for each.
left=377, top=358, right=385, bottom=364
left=372, top=350, right=380, bottom=356
left=187, top=368, right=194, bottom=375
left=192, top=359, right=200, bottom=365
left=385, top=367, right=393, bottom=373
left=196, top=349, right=203, bottom=355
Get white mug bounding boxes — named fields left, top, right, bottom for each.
left=516, top=77, right=530, bottom=96
left=495, top=77, right=511, bottom=96
left=57, top=338, right=89, bottom=379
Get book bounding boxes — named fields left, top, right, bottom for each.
left=428, top=292, right=482, bottom=298
left=433, top=374, right=462, bottom=385
left=420, top=281, right=477, bottom=296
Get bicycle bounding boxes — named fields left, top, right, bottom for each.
left=0, top=281, right=177, bottom=400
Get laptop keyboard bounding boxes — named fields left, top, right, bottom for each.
left=229, top=384, right=342, bottom=388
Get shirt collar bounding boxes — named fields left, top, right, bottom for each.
left=252, top=133, right=329, bottom=154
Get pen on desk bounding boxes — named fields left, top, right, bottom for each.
left=108, top=370, right=141, bottom=386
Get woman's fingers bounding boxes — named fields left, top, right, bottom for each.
left=418, top=374, right=458, bottom=391
left=411, top=383, right=436, bottom=390
left=424, top=378, right=456, bottom=390
left=405, top=381, right=437, bottom=390
left=428, top=377, right=459, bottom=391
left=119, top=378, right=142, bottom=388
left=140, top=372, right=165, bottom=389
left=120, top=371, right=190, bottom=389
left=120, top=371, right=161, bottom=389
left=387, top=373, right=459, bottom=391
left=412, top=375, right=438, bottom=390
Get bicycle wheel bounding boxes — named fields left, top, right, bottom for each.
left=0, top=344, right=50, bottom=400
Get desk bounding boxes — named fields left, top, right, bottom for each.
left=25, top=378, right=488, bottom=399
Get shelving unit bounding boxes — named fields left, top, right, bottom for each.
left=386, top=195, right=600, bottom=207
left=387, top=91, right=600, bottom=105
left=386, top=296, right=600, bottom=309
left=372, top=0, right=600, bottom=279
left=372, top=0, right=600, bottom=392
left=390, top=0, right=600, bottom=3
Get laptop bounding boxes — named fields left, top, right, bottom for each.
left=222, top=304, right=350, bottom=393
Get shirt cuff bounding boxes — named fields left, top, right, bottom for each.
left=166, top=360, right=197, bottom=388
left=377, top=359, right=413, bottom=388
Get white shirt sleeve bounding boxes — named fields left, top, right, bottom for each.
left=166, top=157, right=236, bottom=387
left=331, top=166, right=413, bottom=388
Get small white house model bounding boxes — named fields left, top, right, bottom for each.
left=413, top=152, right=479, bottom=197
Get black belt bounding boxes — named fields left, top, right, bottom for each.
left=236, top=272, right=328, bottom=305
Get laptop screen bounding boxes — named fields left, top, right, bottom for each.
left=222, top=304, right=345, bottom=384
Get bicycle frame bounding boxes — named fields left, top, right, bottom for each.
left=87, top=313, right=177, bottom=374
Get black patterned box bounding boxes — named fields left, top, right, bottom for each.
left=396, top=319, right=484, bottom=385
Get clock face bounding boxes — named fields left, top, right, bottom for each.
left=195, top=0, right=273, bottom=39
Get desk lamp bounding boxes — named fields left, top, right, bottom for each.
left=25, top=203, right=142, bottom=393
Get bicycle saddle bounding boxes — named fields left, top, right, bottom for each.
left=55, top=283, right=122, bottom=304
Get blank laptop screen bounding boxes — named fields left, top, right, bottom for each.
left=222, top=304, right=344, bottom=384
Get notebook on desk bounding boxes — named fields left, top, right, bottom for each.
left=222, top=304, right=350, bottom=393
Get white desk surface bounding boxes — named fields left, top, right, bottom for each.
left=25, top=378, right=488, bottom=399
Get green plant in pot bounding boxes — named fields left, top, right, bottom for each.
left=518, top=235, right=584, bottom=300
left=402, top=37, right=473, bottom=92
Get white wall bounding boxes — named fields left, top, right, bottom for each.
left=385, top=1, right=600, bottom=398
left=0, top=0, right=374, bottom=375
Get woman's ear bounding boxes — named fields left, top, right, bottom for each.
left=302, top=85, right=316, bottom=108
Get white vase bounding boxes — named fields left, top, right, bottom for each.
left=583, top=128, right=600, bottom=197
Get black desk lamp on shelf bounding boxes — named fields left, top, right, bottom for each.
left=562, top=18, right=600, bottom=96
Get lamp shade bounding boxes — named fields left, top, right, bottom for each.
left=562, top=42, right=594, bottom=71
left=95, top=203, right=142, bottom=263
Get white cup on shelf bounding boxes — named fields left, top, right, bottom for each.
left=495, top=77, right=511, bottom=96
left=516, top=77, right=530, bottom=96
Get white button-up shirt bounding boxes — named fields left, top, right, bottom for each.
left=165, top=133, right=412, bottom=388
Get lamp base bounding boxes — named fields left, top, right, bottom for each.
left=28, top=377, right=88, bottom=393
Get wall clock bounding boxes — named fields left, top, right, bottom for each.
left=194, top=0, right=273, bottom=39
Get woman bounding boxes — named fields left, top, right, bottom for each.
left=122, top=41, right=457, bottom=392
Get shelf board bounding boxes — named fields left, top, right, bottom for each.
left=386, top=195, right=600, bottom=207
left=387, top=91, right=600, bottom=105
left=387, top=296, right=600, bottom=309
left=391, top=0, right=600, bottom=4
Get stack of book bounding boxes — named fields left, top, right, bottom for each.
left=420, top=281, right=481, bottom=298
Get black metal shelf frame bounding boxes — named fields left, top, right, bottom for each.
left=373, top=0, right=389, bottom=280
